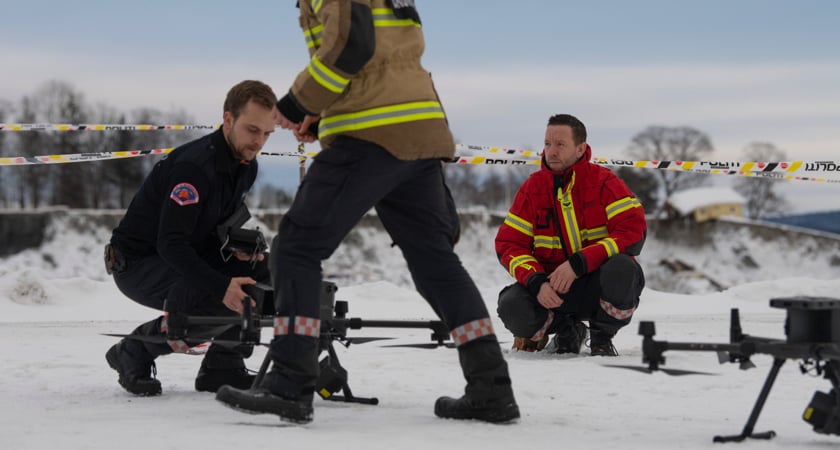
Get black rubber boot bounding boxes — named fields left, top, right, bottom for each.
left=216, top=386, right=313, bottom=424
left=105, top=340, right=161, bottom=396
left=434, top=339, right=520, bottom=423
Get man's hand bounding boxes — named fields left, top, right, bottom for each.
left=548, top=261, right=577, bottom=294
left=223, top=276, right=257, bottom=314
left=294, top=115, right=320, bottom=143
left=536, top=282, right=564, bottom=309
left=272, top=106, right=318, bottom=143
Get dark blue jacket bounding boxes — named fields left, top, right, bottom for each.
left=111, top=129, right=257, bottom=299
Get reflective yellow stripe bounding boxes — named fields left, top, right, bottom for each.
left=311, top=0, right=323, bottom=14
left=509, top=255, right=539, bottom=278
left=504, top=212, right=533, bottom=237
left=598, top=238, right=619, bottom=258
left=372, top=8, right=421, bottom=27
left=304, top=24, right=324, bottom=48
left=606, top=197, right=642, bottom=220
left=534, top=235, right=562, bottom=250
left=319, top=101, right=445, bottom=137
left=308, top=55, right=350, bottom=94
left=581, top=226, right=608, bottom=242
left=558, top=172, right=582, bottom=253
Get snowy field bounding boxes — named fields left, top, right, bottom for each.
left=1, top=216, right=840, bottom=449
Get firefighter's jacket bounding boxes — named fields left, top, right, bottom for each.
left=278, top=0, right=455, bottom=160
left=495, top=144, right=646, bottom=288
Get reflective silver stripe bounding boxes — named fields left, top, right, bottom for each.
left=450, top=318, right=495, bottom=346
left=599, top=299, right=636, bottom=321
left=534, top=234, right=562, bottom=250
left=372, top=8, right=421, bottom=26
left=606, top=197, right=642, bottom=220
left=504, top=212, right=532, bottom=236
left=308, top=55, right=350, bottom=94
left=319, top=101, right=445, bottom=137
left=581, top=226, right=608, bottom=241
left=599, top=238, right=619, bottom=257
left=304, top=25, right=323, bottom=48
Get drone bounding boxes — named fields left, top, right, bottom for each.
left=613, top=296, right=840, bottom=443
left=107, top=281, right=452, bottom=405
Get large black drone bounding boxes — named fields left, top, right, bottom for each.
left=614, top=296, right=840, bottom=442
left=107, top=281, right=452, bottom=405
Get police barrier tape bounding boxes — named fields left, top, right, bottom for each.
left=1, top=123, right=839, bottom=183
left=0, top=123, right=219, bottom=132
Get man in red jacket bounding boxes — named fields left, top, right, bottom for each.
left=495, top=114, right=646, bottom=356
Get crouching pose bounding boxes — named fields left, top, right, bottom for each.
left=495, top=114, right=646, bottom=357
left=105, top=80, right=277, bottom=395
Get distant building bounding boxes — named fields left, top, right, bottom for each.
left=664, top=187, right=745, bottom=222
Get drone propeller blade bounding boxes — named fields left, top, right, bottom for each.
left=344, top=337, right=395, bottom=345
left=381, top=342, right=456, bottom=349
left=604, top=364, right=717, bottom=376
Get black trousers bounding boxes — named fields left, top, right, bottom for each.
left=113, top=250, right=269, bottom=368
left=497, top=254, right=645, bottom=339
left=265, top=137, right=506, bottom=399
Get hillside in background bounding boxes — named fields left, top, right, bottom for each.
left=0, top=209, right=837, bottom=297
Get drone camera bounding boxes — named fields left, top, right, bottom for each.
left=316, top=357, right=348, bottom=400
left=803, top=389, right=840, bottom=435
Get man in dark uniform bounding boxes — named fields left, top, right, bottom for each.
left=105, top=80, right=277, bottom=396
left=215, top=1, right=519, bottom=425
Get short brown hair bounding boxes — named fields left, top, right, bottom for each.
left=547, top=114, right=587, bottom=145
left=223, top=80, right=277, bottom=118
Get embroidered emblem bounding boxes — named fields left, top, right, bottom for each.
left=169, top=182, right=199, bottom=206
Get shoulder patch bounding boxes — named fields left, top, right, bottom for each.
left=169, top=182, right=199, bottom=206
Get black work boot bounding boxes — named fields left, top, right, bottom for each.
left=435, top=339, right=520, bottom=423
left=105, top=340, right=162, bottom=396
left=590, top=329, right=618, bottom=356
left=216, top=386, right=313, bottom=424
left=195, top=343, right=255, bottom=393
left=195, top=365, right=256, bottom=393
left=551, top=320, right=588, bottom=354
left=435, top=384, right=519, bottom=423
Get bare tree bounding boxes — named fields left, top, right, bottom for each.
left=627, top=126, right=714, bottom=210
left=16, top=96, right=50, bottom=208
left=32, top=81, right=89, bottom=208
left=733, top=142, right=790, bottom=219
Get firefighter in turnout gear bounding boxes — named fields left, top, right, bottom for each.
left=215, top=0, right=519, bottom=424
left=495, top=114, right=646, bottom=357
left=105, top=81, right=277, bottom=396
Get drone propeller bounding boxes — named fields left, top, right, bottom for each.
left=605, top=364, right=718, bottom=376
left=381, top=342, right=457, bottom=349
left=338, top=336, right=395, bottom=345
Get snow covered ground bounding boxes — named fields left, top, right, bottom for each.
left=1, top=215, right=840, bottom=449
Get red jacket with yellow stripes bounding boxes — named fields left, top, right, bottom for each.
left=495, top=145, right=646, bottom=288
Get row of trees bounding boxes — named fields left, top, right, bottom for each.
left=1, top=81, right=790, bottom=218
left=0, top=81, right=199, bottom=209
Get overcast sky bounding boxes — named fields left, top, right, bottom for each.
left=2, top=0, right=839, bottom=209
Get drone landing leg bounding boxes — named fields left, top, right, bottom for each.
left=250, top=349, right=273, bottom=390
left=319, top=340, right=379, bottom=405
left=713, top=358, right=785, bottom=443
